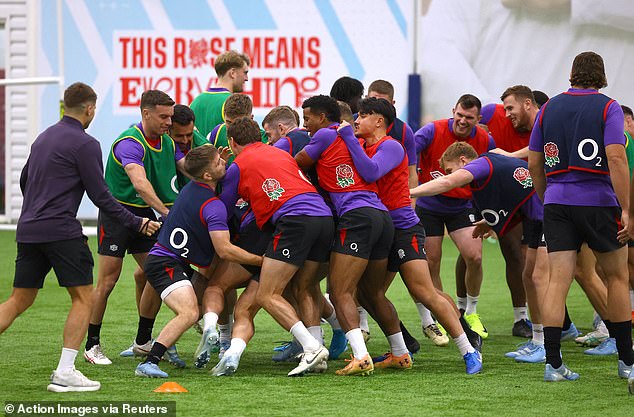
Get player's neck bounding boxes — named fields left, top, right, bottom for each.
left=216, top=78, right=234, bottom=92
left=364, top=130, right=386, bottom=145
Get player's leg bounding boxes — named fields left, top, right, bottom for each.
left=499, top=224, right=529, bottom=337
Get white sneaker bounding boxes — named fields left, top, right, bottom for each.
left=288, top=346, right=329, bottom=377
left=423, top=323, right=450, bottom=347
left=132, top=340, right=153, bottom=357
left=308, top=359, right=328, bottom=373
left=47, top=368, right=101, bottom=392
left=84, top=345, right=112, bottom=365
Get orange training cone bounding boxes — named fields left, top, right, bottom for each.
left=153, top=382, right=188, bottom=393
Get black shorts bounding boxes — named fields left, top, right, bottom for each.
left=14, top=237, right=94, bottom=288
left=144, top=254, right=194, bottom=300
left=97, top=206, right=158, bottom=257
left=522, top=218, right=546, bottom=249
left=388, top=222, right=428, bottom=272
left=332, top=207, right=394, bottom=260
left=265, top=215, right=334, bottom=266
left=234, top=220, right=273, bottom=276
left=544, top=204, right=623, bottom=253
left=415, top=206, right=477, bottom=237
left=628, top=240, right=634, bottom=248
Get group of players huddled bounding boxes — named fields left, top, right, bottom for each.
left=2, top=49, right=633, bottom=394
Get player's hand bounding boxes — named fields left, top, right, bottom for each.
left=218, top=146, right=233, bottom=162
left=338, top=120, right=351, bottom=132
left=618, top=211, right=631, bottom=243
left=472, top=219, right=493, bottom=239
left=139, top=218, right=161, bottom=236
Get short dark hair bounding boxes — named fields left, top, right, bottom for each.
left=358, top=97, right=396, bottom=127
left=570, top=51, right=607, bottom=89
left=622, top=105, right=633, bottom=118
left=262, top=106, right=298, bottom=128
left=224, top=94, right=253, bottom=119
left=501, top=85, right=535, bottom=105
left=330, top=76, right=364, bottom=103
left=227, top=116, right=261, bottom=146
left=63, top=82, right=97, bottom=110
left=140, top=90, right=175, bottom=110
left=368, top=80, right=395, bottom=101
left=455, top=94, right=482, bottom=114
left=184, top=145, right=219, bottom=180
left=302, top=95, right=341, bottom=124
left=214, top=50, right=251, bottom=77
left=172, top=104, right=195, bottom=126
left=532, top=90, right=549, bottom=108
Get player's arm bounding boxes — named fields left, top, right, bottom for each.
left=124, top=163, right=170, bottom=218
left=410, top=169, right=474, bottom=197
left=210, top=230, right=263, bottom=266
left=19, top=157, right=29, bottom=194
left=295, top=129, right=330, bottom=169
left=295, top=149, right=316, bottom=169
left=338, top=122, right=401, bottom=182
left=528, top=150, right=546, bottom=202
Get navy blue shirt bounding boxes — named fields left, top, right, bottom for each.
left=17, top=116, right=140, bottom=243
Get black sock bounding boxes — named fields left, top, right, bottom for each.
left=136, top=316, right=155, bottom=345
left=85, top=323, right=101, bottom=350
left=544, top=326, right=562, bottom=368
left=144, top=342, right=168, bottom=365
left=611, top=320, right=634, bottom=365
left=459, top=316, right=478, bottom=338
left=604, top=320, right=614, bottom=338
left=562, top=306, right=572, bottom=331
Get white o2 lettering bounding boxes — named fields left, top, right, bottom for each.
left=171, top=175, right=180, bottom=194
left=577, top=138, right=601, bottom=166
left=480, top=209, right=508, bottom=227
left=170, top=227, right=189, bottom=258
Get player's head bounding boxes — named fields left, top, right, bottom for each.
left=354, top=97, right=396, bottom=139
left=262, top=106, right=298, bottom=144
left=170, top=104, right=195, bottom=151
left=439, top=141, right=478, bottom=174
left=330, top=76, right=364, bottom=114
left=63, top=82, right=97, bottom=128
left=227, top=116, right=261, bottom=153
left=302, top=95, right=341, bottom=135
left=569, top=51, right=607, bottom=89
left=622, top=105, right=634, bottom=136
left=337, top=100, right=354, bottom=124
left=501, top=85, right=537, bottom=131
left=184, top=144, right=225, bottom=182
left=532, top=90, right=549, bottom=109
left=452, top=94, right=482, bottom=138
left=367, top=80, right=395, bottom=104
left=223, top=94, right=253, bottom=126
left=140, top=90, right=175, bottom=137
left=215, top=50, right=251, bottom=93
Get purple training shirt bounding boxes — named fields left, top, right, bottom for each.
left=303, top=124, right=387, bottom=217
left=528, top=88, right=624, bottom=207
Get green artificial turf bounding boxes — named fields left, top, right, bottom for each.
left=0, top=231, right=631, bottom=416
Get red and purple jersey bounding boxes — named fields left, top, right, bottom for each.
left=481, top=104, right=530, bottom=155
left=387, top=117, right=417, bottom=166
left=222, top=142, right=330, bottom=228
left=303, top=124, right=386, bottom=216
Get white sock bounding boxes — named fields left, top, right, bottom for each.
left=203, top=312, right=219, bottom=332
left=223, top=338, right=247, bottom=357
left=416, top=303, right=434, bottom=327
left=387, top=332, right=409, bottom=356
left=325, top=310, right=341, bottom=331
left=218, top=323, right=232, bottom=343
left=532, top=323, right=544, bottom=345
left=57, top=348, right=78, bottom=372
left=465, top=294, right=479, bottom=315
left=513, top=305, right=528, bottom=322
left=630, top=289, right=634, bottom=309
left=308, top=326, right=324, bottom=346
left=290, top=321, right=319, bottom=352
left=358, top=307, right=370, bottom=332
left=346, top=328, right=369, bottom=359
left=454, top=333, right=475, bottom=356
left=596, top=320, right=608, bottom=334
left=457, top=297, right=467, bottom=311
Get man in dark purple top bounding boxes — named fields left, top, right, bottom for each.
left=0, top=83, right=159, bottom=393
left=529, top=51, right=634, bottom=386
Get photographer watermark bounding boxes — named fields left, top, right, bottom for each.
left=4, top=402, right=175, bottom=417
